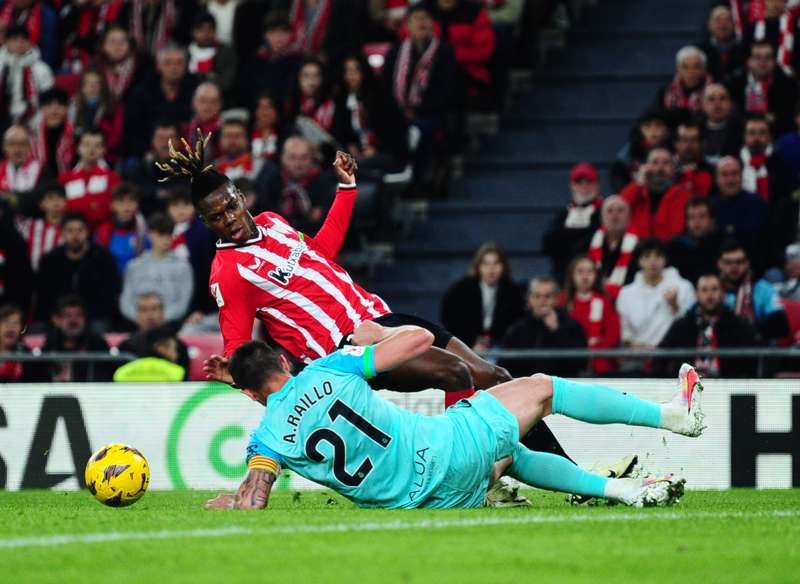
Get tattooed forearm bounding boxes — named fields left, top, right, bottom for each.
left=233, top=469, right=277, bottom=509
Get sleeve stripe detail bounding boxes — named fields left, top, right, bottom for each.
left=337, top=183, right=357, bottom=189
left=248, top=455, right=280, bottom=474
left=362, top=345, right=377, bottom=379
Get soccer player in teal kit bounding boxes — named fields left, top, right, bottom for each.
left=205, top=321, right=705, bottom=510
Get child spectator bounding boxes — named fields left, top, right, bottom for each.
left=68, top=68, right=124, bottom=162
left=94, top=182, right=147, bottom=275
left=119, top=212, right=193, bottom=325
left=562, top=255, right=621, bottom=375
left=166, top=188, right=215, bottom=317
left=59, top=129, right=121, bottom=231
left=15, top=182, right=65, bottom=271
left=0, top=24, right=53, bottom=129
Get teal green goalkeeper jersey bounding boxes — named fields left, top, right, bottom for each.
left=246, top=346, right=452, bottom=508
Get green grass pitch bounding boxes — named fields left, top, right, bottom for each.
left=1, top=489, right=799, bottom=583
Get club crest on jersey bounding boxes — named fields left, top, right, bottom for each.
left=267, top=241, right=305, bottom=286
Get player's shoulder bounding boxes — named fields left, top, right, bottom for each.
left=254, top=211, right=290, bottom=229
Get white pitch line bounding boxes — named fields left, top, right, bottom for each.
left=1, top=509, right=798, bottom=550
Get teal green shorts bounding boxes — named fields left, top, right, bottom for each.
left=421, top=391, right=520, bottom=509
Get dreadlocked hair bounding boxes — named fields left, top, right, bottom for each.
left=155, top=129, right=230, bottom=207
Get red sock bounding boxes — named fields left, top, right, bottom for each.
left=444, top=388, right=475, bottom=409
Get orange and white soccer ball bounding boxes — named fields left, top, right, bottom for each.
left=85, top=443, right=150, bottom=507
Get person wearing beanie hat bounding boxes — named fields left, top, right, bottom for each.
left=542, top=162, right=603, bottom=282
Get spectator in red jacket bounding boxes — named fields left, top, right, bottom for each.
left=673, top=120, right=714, bottom=197
left=424, top=0, right=495, bottom=106
left=68, top=68, right=124, bottom=163
left=562, top=254, right=621, bottom=375
left=59, top=129, right=121, bottom=231
left=620, top=147, right=693, bottom=241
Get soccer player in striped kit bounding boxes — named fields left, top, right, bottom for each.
left=157, top=133, right=635, bottom=501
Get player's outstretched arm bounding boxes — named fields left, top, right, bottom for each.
left=205, top=467, right=279, bottom=510
left=308, top=151, right=359, bottom=259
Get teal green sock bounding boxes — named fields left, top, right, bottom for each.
left=551, top=376, right=662, bottom=428
left=508, top=443, right=608, bottom=497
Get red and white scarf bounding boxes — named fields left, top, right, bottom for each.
left=15, top=215, right=62, bottom=271
left=744, top=72, right=771, bottom=113
left=131, top=0, right=176, bottom=55
left=662, top=75, right=710, bottom=112
left=300, top=96, right=334, bottom=130
left=588, top=229, right=638, bottom=299
left=217, top=153, right=262, bottom=181
left=252, top=128, right=278, bottom=160
left=393, top=36, right=440, bottom=111
left=0, top=157, right=41, bottom=192
left=754, top=6, right=796, bottom=75
left=289, top=0, right=331, bottom=54
left=188, top=43, right=218, bottom=74
left=32, top=117, right=75, bottom=176
left=102, top=55, right=137, bottom=101
left=741, top=146, right=772, bottom=200
left=0, top=2, right=42, bottom=44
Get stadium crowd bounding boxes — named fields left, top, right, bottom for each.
left=0, top=0, right=559, bottom=382
left=441, top=0, right=800, bottom=379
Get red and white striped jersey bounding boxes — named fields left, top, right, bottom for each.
left=210, top=197, right=390, bottom=361
left=15, top=216, right=62, bottom=271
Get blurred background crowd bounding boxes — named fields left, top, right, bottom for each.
left=0, top=0, right=798, bottom=382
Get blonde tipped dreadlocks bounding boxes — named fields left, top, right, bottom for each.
left=154, top=129, right=230, bottom=206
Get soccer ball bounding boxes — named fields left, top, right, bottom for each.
left=85, top=443, right=150, bottom=507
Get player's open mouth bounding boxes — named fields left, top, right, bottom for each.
left=230, top=226, right=245, bottom=240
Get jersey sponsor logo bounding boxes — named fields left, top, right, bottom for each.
left=267, top=240, right=305, bottom=286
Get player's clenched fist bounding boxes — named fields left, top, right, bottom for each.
left=333, top=151, right=357, bottom=184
